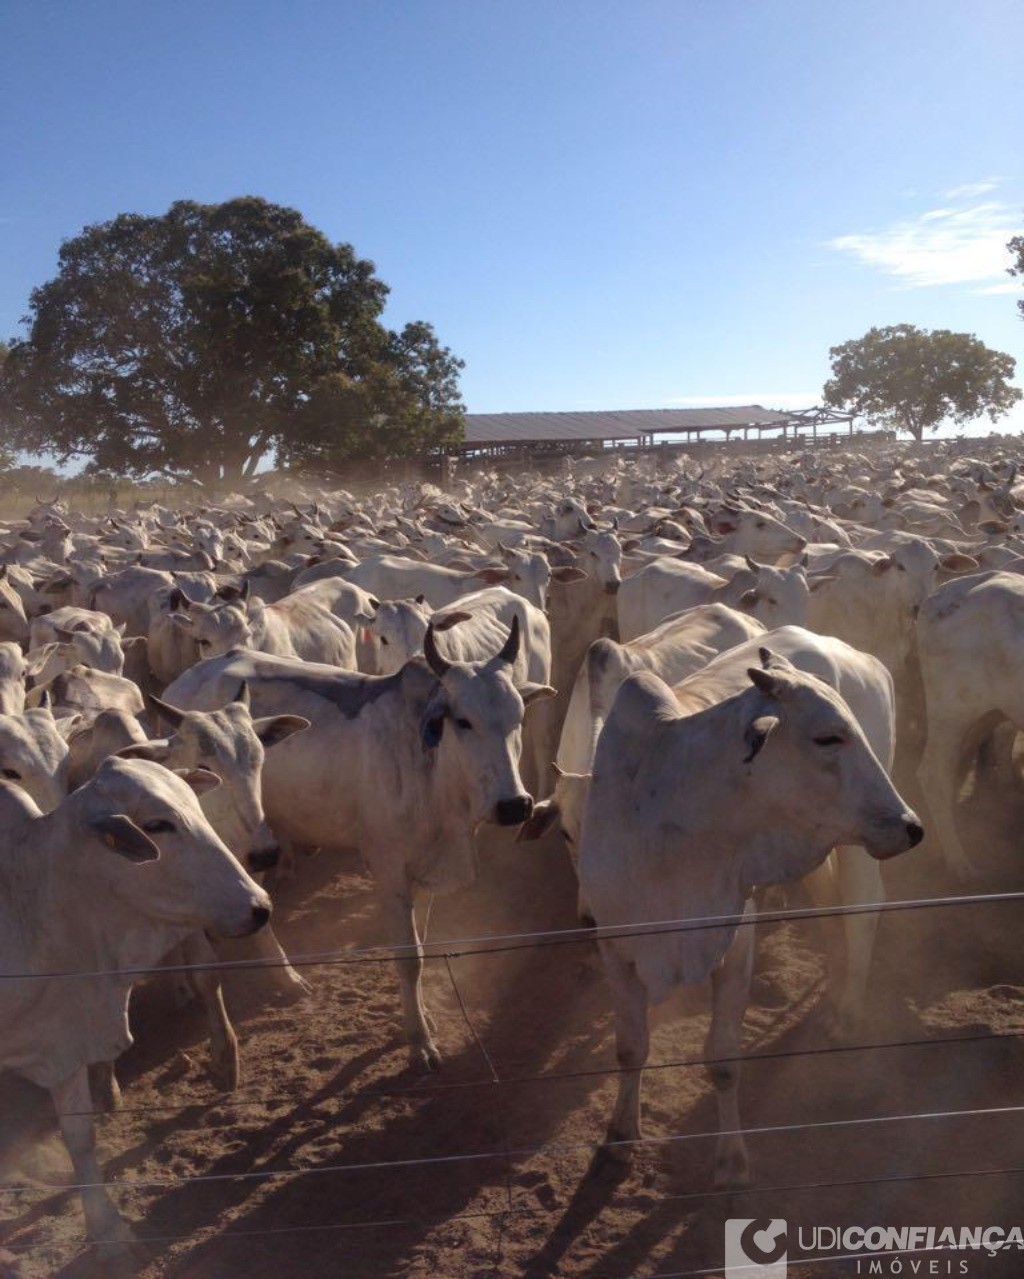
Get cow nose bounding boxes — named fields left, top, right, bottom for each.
left=905, top=818, right=925, bottom=848
left=604, top=579, right=621, bottom=596
left=251, top=903, right=272, bottom=931
left=247, top=845, right=280, bottom=873
left=494, top=796, right=534, bottom=827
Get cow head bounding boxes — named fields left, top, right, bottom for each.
left=420, top=616, right=554, bottom=827
left=118, top=685, right=309, bottom=874
left=741, top=650, right=922, bottom=864
left=83, top=757, right=272, bottom=938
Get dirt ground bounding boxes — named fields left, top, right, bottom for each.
left=1, top=758, right=1022, bottom=1279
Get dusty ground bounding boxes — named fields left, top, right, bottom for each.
left=1, top=759, right=1023, bottom=1279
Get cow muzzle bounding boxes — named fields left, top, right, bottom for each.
left=494, top=795, right=534, bottom=827
left=866, top=811, right=925, bottom=860
left=604, top=579, right=621, bottom=596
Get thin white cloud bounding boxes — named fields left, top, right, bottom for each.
left=829, top=187, right=1019, bottom=291
left=944, top=180, right=1001, bottom=199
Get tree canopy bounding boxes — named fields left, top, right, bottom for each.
left=1009, top=231, right=1024, bottom=322
left=0, top=197, right=464, bottom=483
left=823, top=324, right=1021, bottom=442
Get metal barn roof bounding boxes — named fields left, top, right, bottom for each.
left=463, top=405, right=791, bottom=445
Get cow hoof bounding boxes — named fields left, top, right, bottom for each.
left=601, top=1128, right=637, bottom=1164
left=712, top=1148, right=751, bottom=1189
left=410, top=1041, right=441, bottom=1073
left=208, top=1053, right=240, bottom=1092
left=89, top=1219, right=145, bottom=1270
left=270, top=971, right=312, bottom=1005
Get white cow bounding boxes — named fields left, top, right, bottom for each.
left=171, top=584, right=357, bottom=668
left=580, top=651, right=921, bottom=1185
left=916, top=570, right=1024, bottom=878
left=164, top=619, right=545, bottom=1071
left=618, top=559, right=807, bottom=642
left=0, top=758, right=271, bottom=1253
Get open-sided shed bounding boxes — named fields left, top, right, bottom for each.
left=459, top=404, right=855, bottom=456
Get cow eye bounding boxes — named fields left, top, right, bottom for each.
left=756, top=521, right=765, bottom=529
left=454, top=717, right=472, bottom=731
left=197, top=639, right=211, bottom=648
left=2, top=768, right=21, bottom=780
left=813, top=734, right=845, bottom=747
left=142, top=819, right=175, bottom=834
left=379, top=635, right=390, bottom=646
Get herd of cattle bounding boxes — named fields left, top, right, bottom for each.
left=2, top=435, right=1023, bottom=1258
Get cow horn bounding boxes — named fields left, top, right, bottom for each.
left=233, top=680, right=250, bottom=708
left=423, top=623, right=452, bottom=678
left=498, top=615, right=521, bottom=666
left=744, top=555, right=759, bottom=573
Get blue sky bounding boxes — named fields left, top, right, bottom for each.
left=2, top=0, right=1022, bottom=434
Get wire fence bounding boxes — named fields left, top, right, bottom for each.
left=3, top=882, right=1023, bottom=1266
left=4, top=887, right=1023, bottom=985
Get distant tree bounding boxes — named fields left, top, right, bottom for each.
left=823, top=324, right=1021, bottom=442
left=0, top=342, right=16, bottom=471
left=0, top=197, right=464, bottom=484
left=1009, top=231, right=1024, bottom=321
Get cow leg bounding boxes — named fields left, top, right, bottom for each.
left=704, top=907, right=755, bottom=1188
left=51, top=1066, right=136, bottom=1253
left=88, top=1062, right=122, bottom=1114
left=382, top=888, right=440, bottom=1072
left=214, top=924, right=312, bottom=1005
left=180, top=932, right=239, bottom=1090
left=831, top=846, right=883, bottom=1038
left=916, top=715, right=978, bottom=878
left=601, top=942, right=649, bottom=1160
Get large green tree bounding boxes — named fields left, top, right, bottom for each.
left=823, top=324, right=1021, bottom=442
left=0, top=198, right=464, bottom=483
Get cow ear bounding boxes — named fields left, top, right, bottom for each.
left=252, top=715, right=310, bottom=748
left=743, top=714, right=780, bottom=763
left=940, top=552, right=979, bottom=573
left=737, top=589, right=759, bottom=610
left=432, top=610, right=472, bottom=633
left=747, top=667, right=782, bottom=697
left=174, top=767, right=222, bottom=796
left=808, top=574, right=837, bottom=593
left=518, top=682, right=557, bottom=707
left=872, top=556, right=894, bottom=575
left=516, top=797, right=561, bottom=842
left=116, top=738, right=173, bottom=762
left=551, top=566, right=587, bottom=584
left=54, top=714, right=82, bottom=741
left=91, top=813, right=160, bottom=863
left=420, top=692, right=448, bottom=750
left=148, top=694, right=186, bottom=731
left=474, top=567, right=509, bottom=584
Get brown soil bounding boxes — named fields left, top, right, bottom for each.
left=1, top=764, right=1023, bottom=1279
